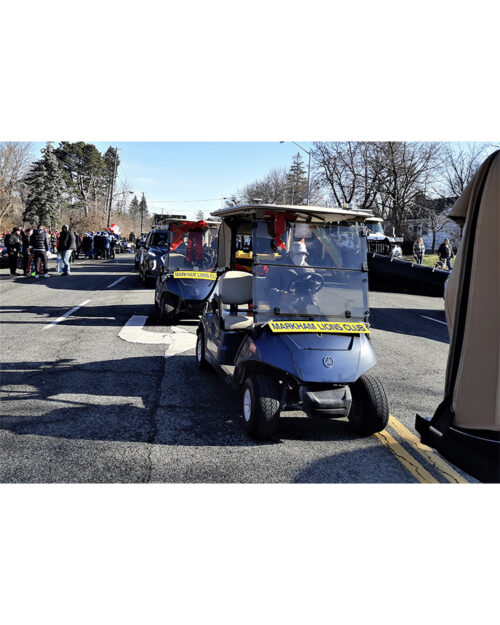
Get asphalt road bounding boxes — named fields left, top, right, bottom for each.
left=0, top=254, right=474, bottom=483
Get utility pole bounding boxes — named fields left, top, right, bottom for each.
left=106, top=147, right=118, bottom=227
left=140, top=192, right=145, bottom=235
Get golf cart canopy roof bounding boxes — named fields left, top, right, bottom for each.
left=211, top=204, right=374, bottom=223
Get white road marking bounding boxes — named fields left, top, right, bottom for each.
left=118, top=315, right=196, bottom=356
left=42, top=300, right=92, bottom=330
left=420, top=315, right=447, bottom=326
left=119, top=315, right=169, bottom=344
left=106, top=276, right=126, bottom=289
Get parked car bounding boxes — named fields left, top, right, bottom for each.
left=136, top=227, right=170, bottom=286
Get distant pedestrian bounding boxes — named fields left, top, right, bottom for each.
left=50, top=231, right=57, bottom=254
left=21, top=228, right=34, bottom=276
left=6, top=227, right=22, bottom=276
left=57, top=224, right=77, bottom=276
left=413, top=236, right=425, bottom=265
left=438, top=238, right=454, bottom=271
left=30, top=225, right=51, bottom=278
left=93, top=231, right=103, bottom=259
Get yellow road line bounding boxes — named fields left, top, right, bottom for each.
left=387, top=415, right=469, bottom=484
left=374, top=430, right=439, bottom=483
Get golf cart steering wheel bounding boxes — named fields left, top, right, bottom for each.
left=201, top=249, right=215, bottom=267
left=289, top=272, right=324, bottom=294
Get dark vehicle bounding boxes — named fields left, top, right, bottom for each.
left=154, top=218, right=220, bottom=323
left=368, top=253, right=449, bottom=297
left=136, top=228, right=171, bottom=285
left=196, top=204, right=389, bottom=440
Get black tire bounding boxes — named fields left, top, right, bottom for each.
left=196, top=332, right=211, bottom=372
left=348, top=374, right=389, bottom=436
left=242, top=375, right=280, bottom=440
left=160, top=293, right=177, bottom=324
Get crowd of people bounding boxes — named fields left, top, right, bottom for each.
left=1, top=225, right=125, bottom=278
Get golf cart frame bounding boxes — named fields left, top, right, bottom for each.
left=154, top=218, right=220, bottom=323
left=196, top=204, right=389, bottom=439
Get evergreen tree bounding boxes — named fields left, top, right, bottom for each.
left=285, top=152, right=307, bottom=205
left=53, top=141, right=107, bottom=216
left=195, top=209, right=204, bottom=221
left=103, top=147, right=120, bottom=214
left=138, top=193, right=149, bottom=233
left=129, top=194, right=139, bottom=216
left=22, top=143, right=66, bottom=227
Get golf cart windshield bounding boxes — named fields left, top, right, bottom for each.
left=252, top=220, right=368, bottom=322
left=166, top=224, right=218, bottom=271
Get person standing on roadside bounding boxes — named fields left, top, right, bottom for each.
left=50, top=231, right=57, bottom=254
left=6, top=227, right=22, bottom=277
left=21, top=228, right=34, bottom=276
left=413, top=236, right=426, bottom=265
left=57, top=224, right=76, bottom=276
left=30, top=224, right=51, bottom=278
left=437, top=238, right=454, bottom=271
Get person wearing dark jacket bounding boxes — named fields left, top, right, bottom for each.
left=30, top=225, right=51, bottom=278
left=6, top=227, right=22, bottom=276
left=21, top=228, right=34, bottom=276
left=438, top=238, right=454, bottom=271
left=57, top=224, right=77, bottom=276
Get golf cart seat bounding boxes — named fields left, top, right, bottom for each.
left=219, top=270, right=253, bottom=330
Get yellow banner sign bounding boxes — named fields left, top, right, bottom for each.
left=268, top=320, right=370, bottom=334
left=173, top=271, right=217, bottom=281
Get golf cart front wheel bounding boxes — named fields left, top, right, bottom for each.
left=348, top=374, right=389, bottom=436
left=242, top=375, right=280, bottom=440
left=196, top=332, right=211, bottom=372
left=160, top=294, right=177, bottom=325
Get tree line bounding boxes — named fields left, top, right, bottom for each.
left=0, top=142, right=151, bottom=235
left=227, top=142, right=496, bottom=247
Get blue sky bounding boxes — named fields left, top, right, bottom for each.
left=31, top=141, right=313, bottom=219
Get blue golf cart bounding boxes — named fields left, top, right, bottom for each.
left=196, top=204, right=389, bottom=440
left=154, top=218, right=220, bottom=323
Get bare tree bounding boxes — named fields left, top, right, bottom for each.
left=312, top=141, right=382, bottom=211
left=0, top=142, right=33, bottom=227
left=373, top=141, right=443, bottom=233
left=437, top=142, right=490, bottom=198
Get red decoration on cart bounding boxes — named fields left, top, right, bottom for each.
left=170, top=220, right=208, bottom=262
left=264, top=211, right=297, bottom=250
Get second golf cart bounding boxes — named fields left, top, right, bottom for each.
left=154, top=218, right=220, bottom=323
left=196, top=204, right=389, bottom=439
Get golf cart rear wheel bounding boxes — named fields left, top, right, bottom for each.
left=160, top=294, right=177, bottom=325
left=348, top=374, right=389, bottom=436
left=196, top=332, right=211, bottom=372
left=242, top=375, right=280, bottom=440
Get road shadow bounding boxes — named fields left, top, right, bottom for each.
left=0, top=354, right=365, bottom=450
left=292, top=446, right=416, bottom=483
left=369, top=307, right=449, bottom=344
left=0, top=303, right=157, bottom=327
